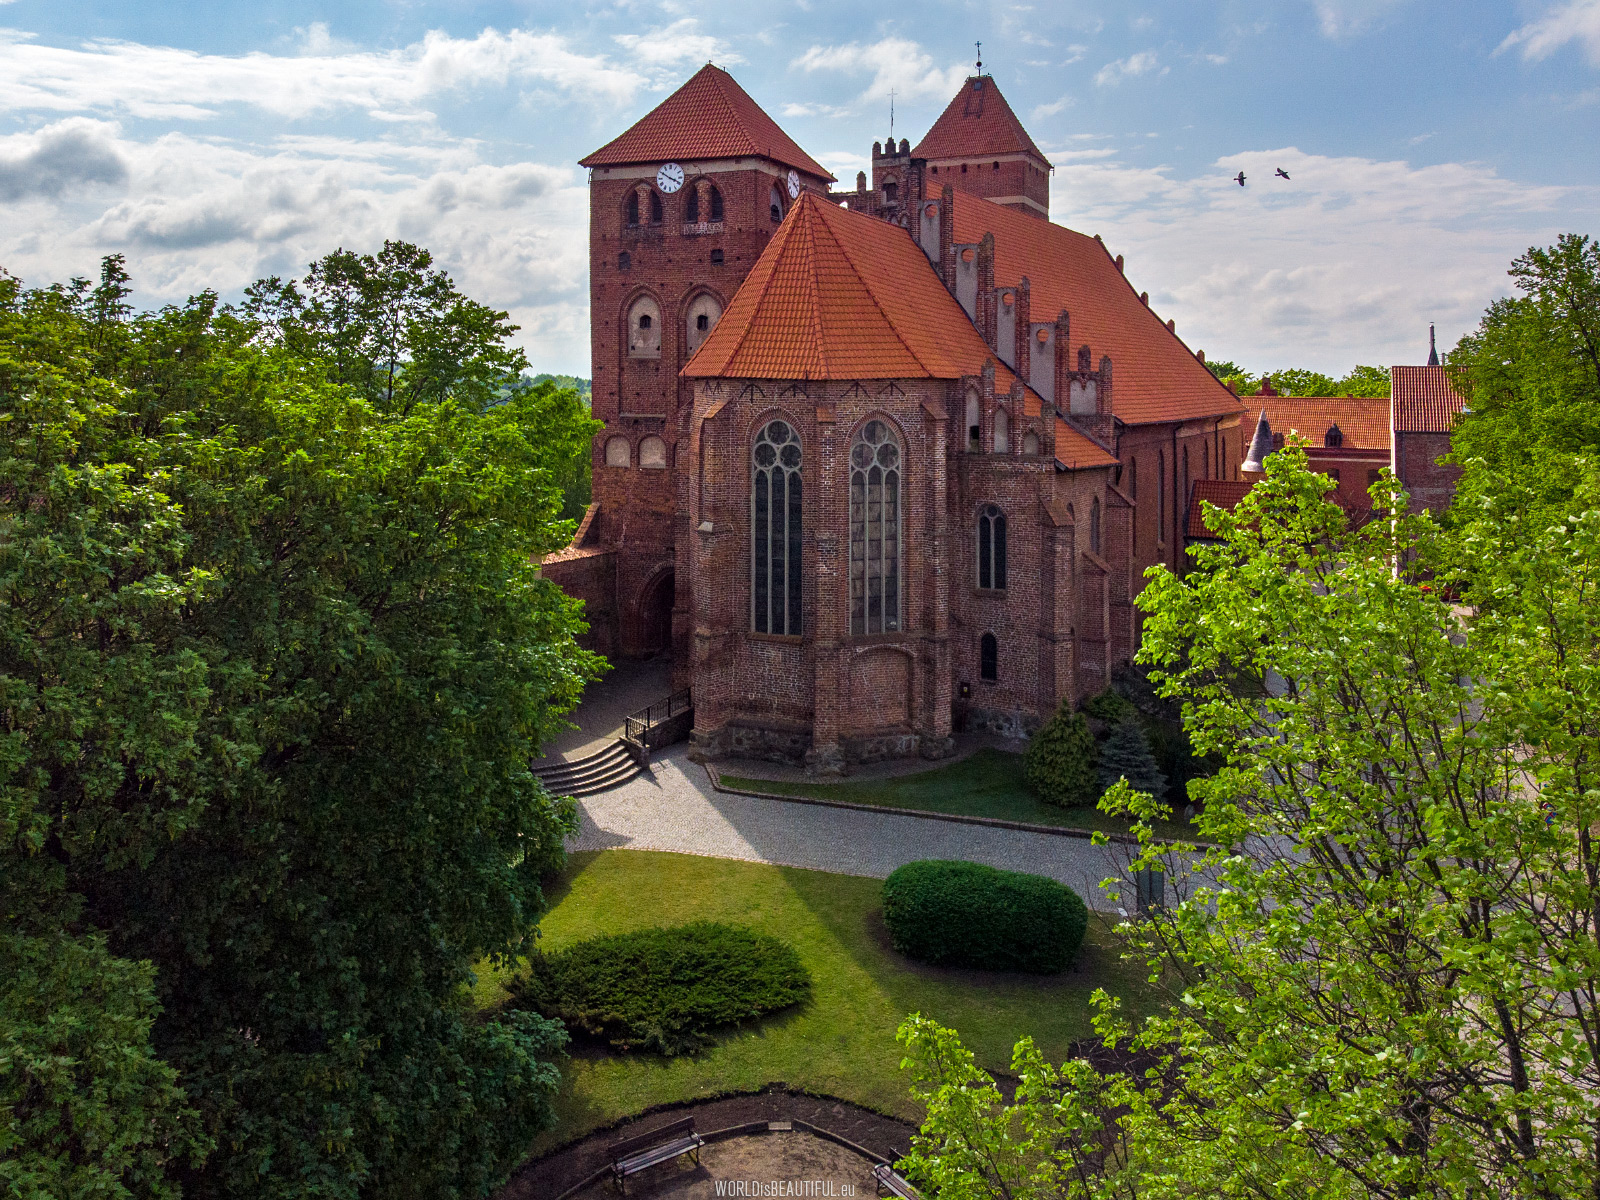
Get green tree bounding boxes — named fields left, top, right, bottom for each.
left=1267, top=366, right=1339, bottom=396
left=899, top=447, right=1600, bottom=1197
left=2, top=257, right=600, bottom=1198
left=1023, top=702, right=1098, bottom=808
left=1450, top=233, right=1600, bottom=530
left=1203, top=358, right=1247, bottom=380
left=1337, top=363, right=1390, bottom=397
left=1095, top=719, right=1166, bottom=804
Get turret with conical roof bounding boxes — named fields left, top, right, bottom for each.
left=1427, top=323, right=1439, bottom=366
left=1241, top=410, right=1273, bottom=478
left=910, top=75, right=1052, bottom=219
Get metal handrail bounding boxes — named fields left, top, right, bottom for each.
left=624, top=688, right=692, bottom=742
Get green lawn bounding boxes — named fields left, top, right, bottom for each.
left=720, top=747, right=1198, bottom=843
left=483, top=849, right=1152, bottom=1153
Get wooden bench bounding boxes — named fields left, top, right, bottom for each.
left=608, top=1116, right=704, bottom=1193
left=873, top=1163, right=922, bottom=1199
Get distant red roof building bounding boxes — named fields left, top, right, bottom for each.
left=1391, top=365, right=1466, bottom=433
left=581, top=65, right=834, bottom=182
left=1186, top=479, right=1254, bottom=541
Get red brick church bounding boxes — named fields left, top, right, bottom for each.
left=543, top=64, right=1246, bottom=773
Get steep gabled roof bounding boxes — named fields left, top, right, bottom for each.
left=1258, top=396, right=1390, bottom=451
left=684, top=191, right=1017, bottom=386
left=1186, top=479, right=1255, bottom=540
left=950, top=192, right=1243, bottom=426
left=912, top=76, right=1051, bottom=166
left=581, top=64, right=834, bottom=181
left=1054, top=418, right=1119, bottom=469
left=1391, top=365, right=1465, bottom=433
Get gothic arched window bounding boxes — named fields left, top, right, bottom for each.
left=977, top=504, right=1006, bottom=590
left=639, top=435, right=667, bottom=469
left=686, top=294, right=722, bottom=354
left=769, top=184, right=785, bottom=223
left=1089, top=497, right=1102, bottom=555
left=686, top=182, right=724, bottom=224
left=965, top=391, right=981, bottom=452
left=1022, top=430, right=1039, bottom=455
left=849, top=419, right=901, bottom=636
left=980, top=632, right=998, bottom=682
left=752, top=419, right=803, bottom=636
left=993, top=407, right=1010, bottom=454
left=883, top=180, right=899, bottom=204
left=605, top=436, right=631, bottom=468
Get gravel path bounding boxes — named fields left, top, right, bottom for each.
left=569, top=745, right=1140, bottom=912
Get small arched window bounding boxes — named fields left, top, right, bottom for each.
left=883, top=181, right=898, bottom=204
left=1089, top=497, right=1102, bottom=555
left=686, top=182, right=724, bottom=224
left=980, top=632, right=998, bottom=682
left=625, top=192, right=639, bottom=226
left=626, top=296, right=662, bottom=357
left=639, top=435, right=667, bottom=469
left=617, top=250, right=631, bottom=272
left=686, top=294, right=723, bottom=354
left=965, top=391, right=981, bottom=452
left=993, top=407, right=1010, bottom=454
left=1022, top=430, right=1039, bottom=455
left=770, top=185, right=784, bottom=223
left=977, top=504, right=1006, bottom=590
left=849, top=419, right=901, bottom=636
left=752, top=419, right=804, bottom=636
left=605, top=436, right=631, bottom=468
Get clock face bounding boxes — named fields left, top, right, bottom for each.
left=786, top=169, right=801, bottom=199
left=657, top=162, right=684, bottom=193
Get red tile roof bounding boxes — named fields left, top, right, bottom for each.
left=950, top=192, right=1243, bottom=426
left=1055, top=417, right=1119, bottom=470
left=581, top=65, right=833, bottom=181
left=684, top=191, right=1018, bottom=386
left=912, top=76, right=1050, bottom=166
left=1258, top=396, right=1390, bottom=451
left=1186, top=480, right=1255, bottom=540
left=1391, top=365, right=1465, bottom=433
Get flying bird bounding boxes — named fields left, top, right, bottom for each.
left=1234, top=171, right=1246, bottom=187
left=1275, top=168, right=1291, bottom=180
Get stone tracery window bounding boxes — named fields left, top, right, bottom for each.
left=752, top=419, right=803, bottom=636
left=977, top=504, right=1006, bottom=590
left=849, top=419, right=901, bottom=636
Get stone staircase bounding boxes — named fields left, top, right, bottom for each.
left=531, top=740, right=644, bottom=797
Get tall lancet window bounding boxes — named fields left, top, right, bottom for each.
left=849, top=419, right=902, bottom=635
left=752, top=419, right=804, bottom=636
left=977, top=504, right=1006, bottom=590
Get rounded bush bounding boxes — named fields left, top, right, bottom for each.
left=509, top=922, right=810, bottom=1056
left=881, top=860, right=1088, bottom=974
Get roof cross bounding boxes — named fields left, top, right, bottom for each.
left=975, top=41, right=983, bottom=74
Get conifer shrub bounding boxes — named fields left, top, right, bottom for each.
left=881, top=860, right=1088, bottom=973
left=1024, top=700, right=1099, bottom=807
left=1080, top=687, right=1138, bottom=725
left=1098, top=718, right=1168, bottom=803
left=509, top=922, right=810, bottom=1055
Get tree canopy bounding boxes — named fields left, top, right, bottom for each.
left=1, top=248, right=602, bottom=1197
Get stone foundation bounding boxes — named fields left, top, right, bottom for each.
left=964, top=705, right=1042, bottom=741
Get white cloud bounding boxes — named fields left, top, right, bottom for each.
left=0, top=126, right=591, bottom=370
left=783, top=101, right=851, bottom=118
left=1095, top=51, right=1164, bottom=86
left=1063, top=44, right=1088, bottom=64
left=0, top=27, right=646, bottom=122
left=791, top=38, right=968, bottom=105
left=613, top=19, right=737, bottom=68
left=1498, top=0, right=1600, bottom=64
left=1051, top=147, right=1596, bottom=372
left=1032, top=97, right=1075, bottom=119
left=0, top=118, right=128, bottom=201
left=1310, top=0, right=1411, bottom=37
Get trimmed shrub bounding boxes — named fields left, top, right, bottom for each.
left=881, top=860, right=1088, bottom=974
left=1098, top=718, right=1168, bottom=803
left=1025, top=700, right=1099, bottom=807
left=509, top=922, right=810, bottom=1055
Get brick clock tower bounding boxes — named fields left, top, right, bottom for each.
left=578, top=65, right=834, bottom=662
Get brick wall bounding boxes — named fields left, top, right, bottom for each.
left=1394, top=431, right=1460, bottom=518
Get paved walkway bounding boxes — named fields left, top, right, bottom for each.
left=569, top=745, right=1140, bottom=912
left=537, top=653, right=674, bottom=762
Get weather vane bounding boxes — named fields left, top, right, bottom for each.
left=976, top=41, right=982, bottom=74
left=889, top=88, right=896, bottom=139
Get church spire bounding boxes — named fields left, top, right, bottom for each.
left=1427, top=323, right=1439, bottom=367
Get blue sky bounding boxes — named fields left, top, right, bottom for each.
left=2, top=1, right=1597, bottom=376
